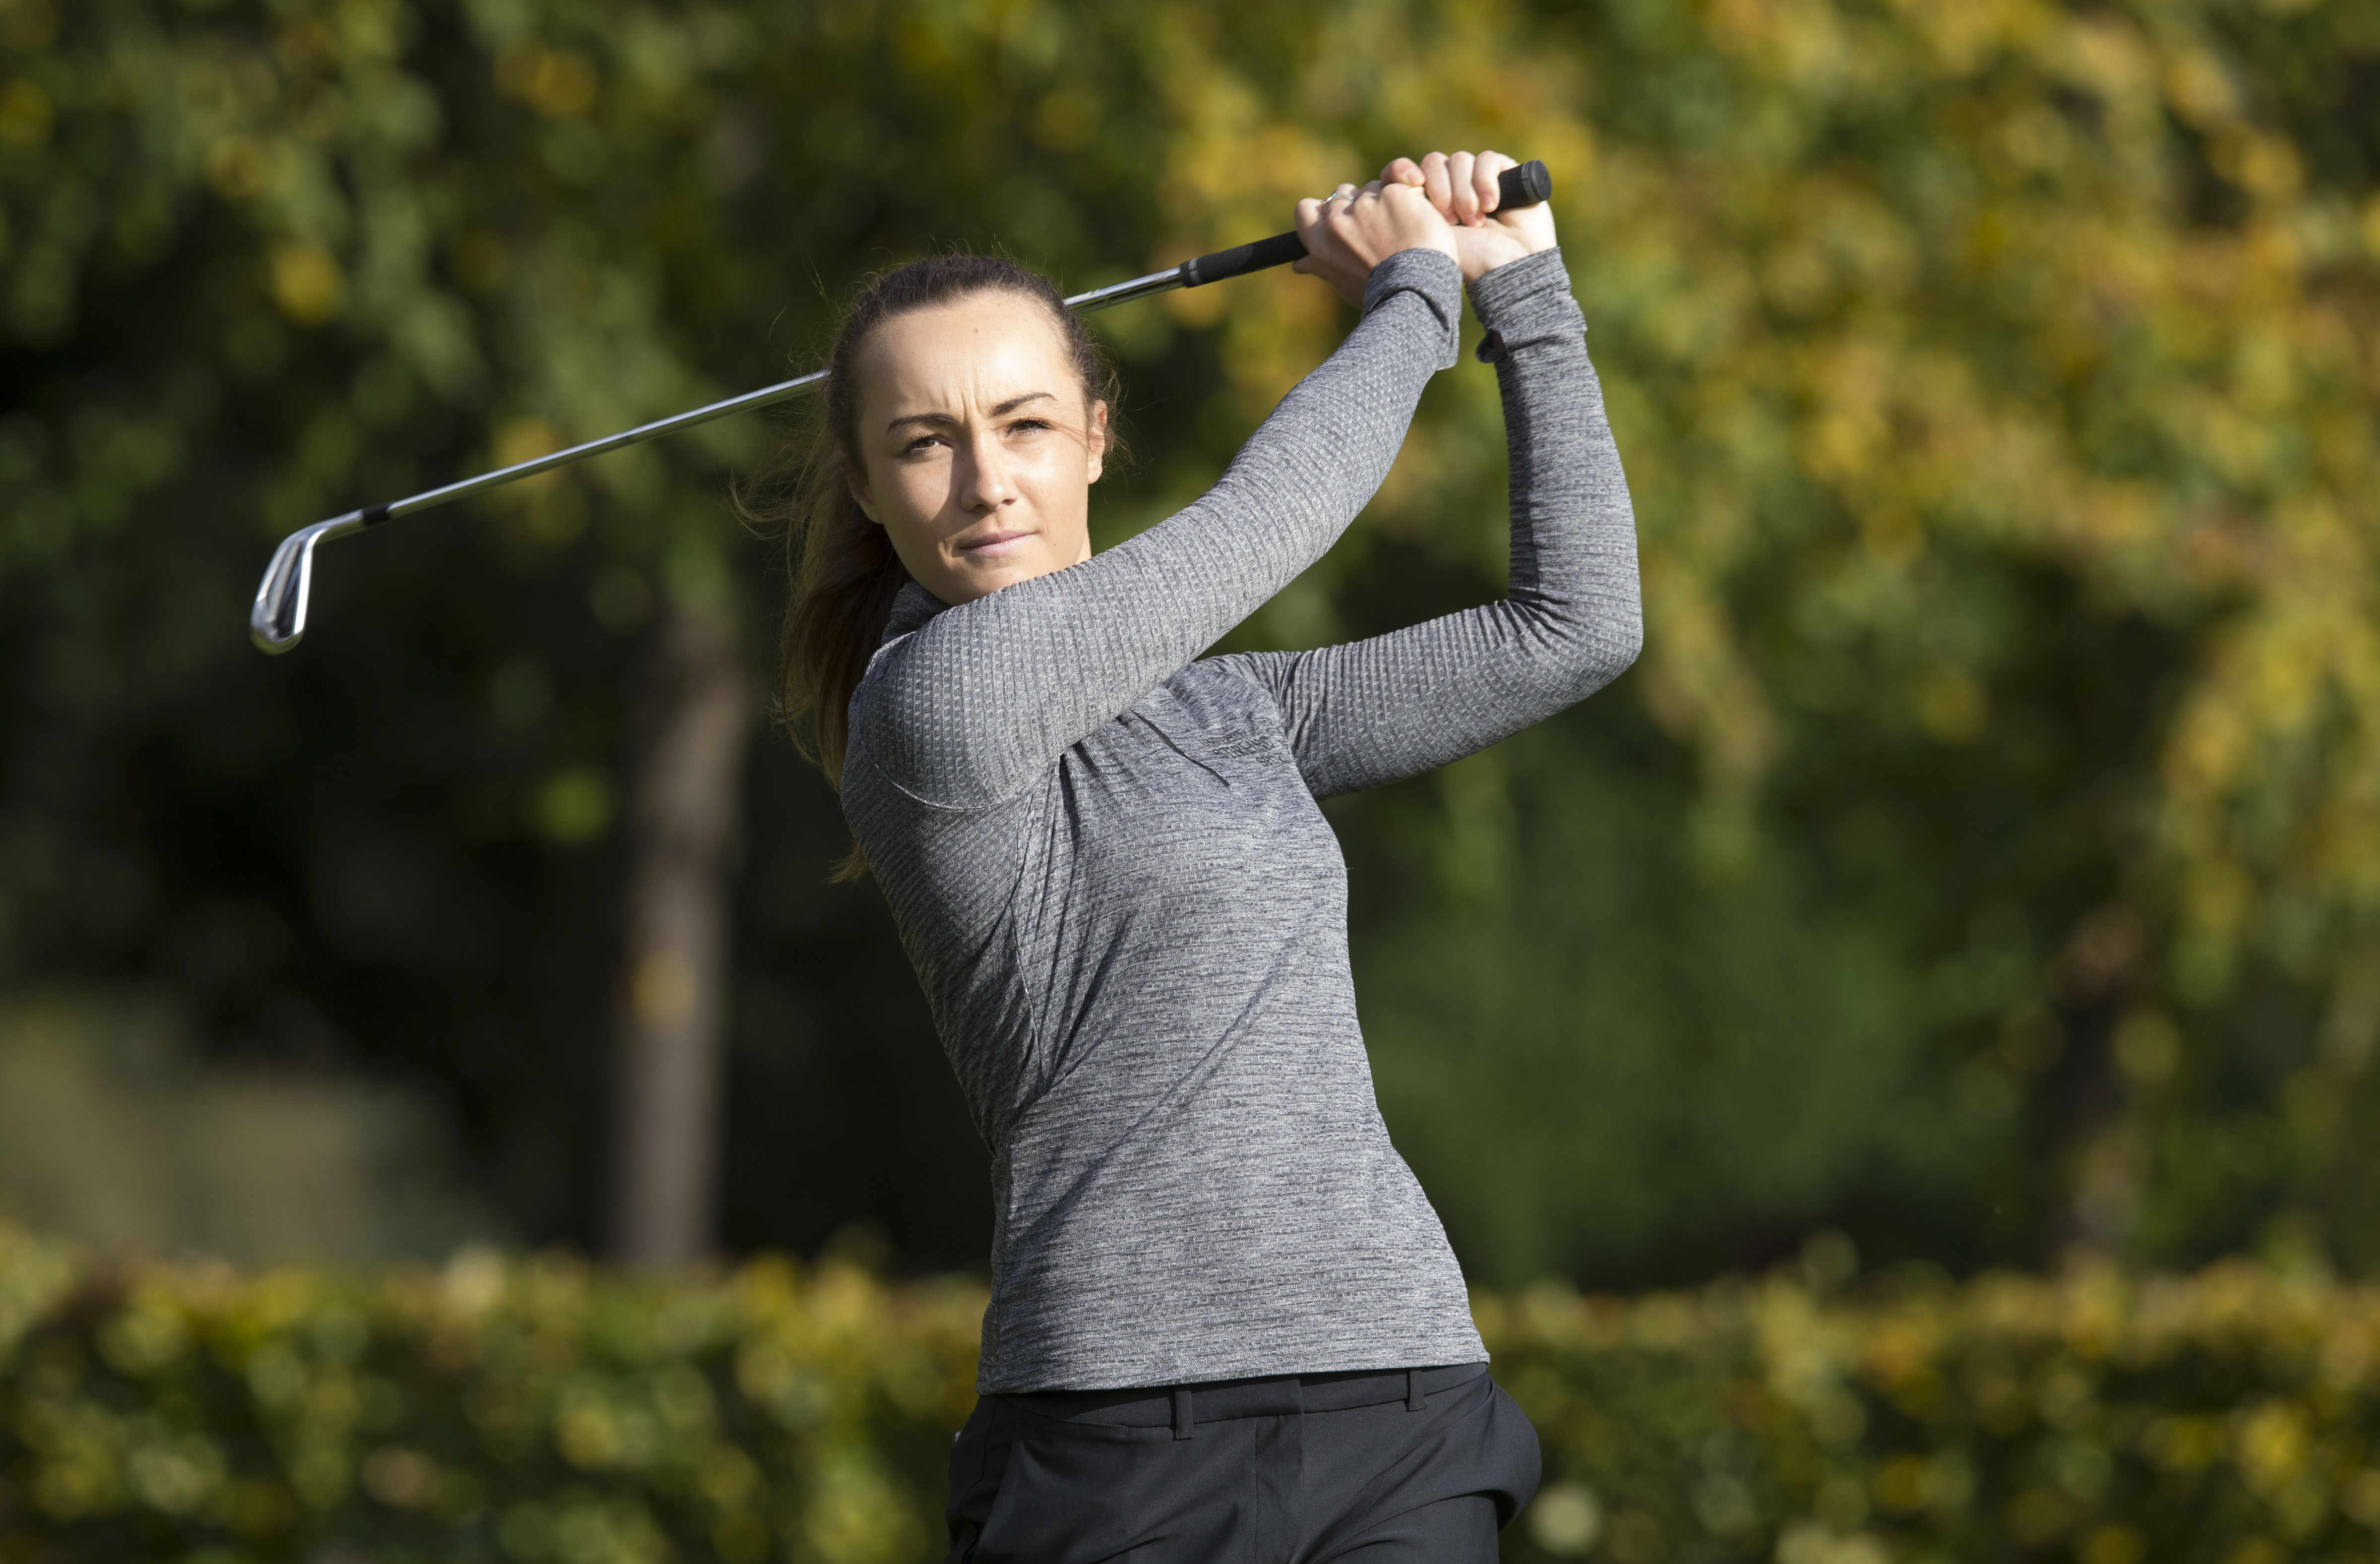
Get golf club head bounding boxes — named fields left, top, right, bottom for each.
left=249, top=514, right=361, bottom=654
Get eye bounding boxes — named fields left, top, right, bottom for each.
left=1008, top=418, right=1053, bottom=434
left=901, top=432, right=946, bottom=455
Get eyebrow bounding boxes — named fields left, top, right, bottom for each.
left=885, top=391, right=1056, bottom=434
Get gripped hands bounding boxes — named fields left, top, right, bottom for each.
left=1293, top=149, right=1558, bottom=307
left=1291, top=179, right=1460, bottom=309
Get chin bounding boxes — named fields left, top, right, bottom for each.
left=947, top=548, right=1064, bottom=601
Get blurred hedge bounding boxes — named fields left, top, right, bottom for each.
left=4, top=1227, right=2380, bottom=1564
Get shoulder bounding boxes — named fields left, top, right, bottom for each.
left=1177, top=656, right=1289, bottom=744
left=842, top=632, right=992, bottom=814
left=1195, top=650, right=1292, bottom=714
left=845, top=619, right=951, bottom=757
left=847, top=628, right=915, bottom=722
left=1182, top=652, right=1267, bottom=701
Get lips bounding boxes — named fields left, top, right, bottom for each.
left=957, top=528, right=1035, bottom=555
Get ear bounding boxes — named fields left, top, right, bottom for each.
left=1085, top=401, right=1109, bottom=486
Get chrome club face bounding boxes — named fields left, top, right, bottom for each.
left=249, top=512, right=368, bottom=654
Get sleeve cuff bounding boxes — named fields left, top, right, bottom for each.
left=1361, top=247, right=1464, bottom=370
left=1466, top=247, right=1584, bottom=362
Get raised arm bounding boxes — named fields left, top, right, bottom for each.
left=1214, top=246, right=1644, bottom=797
left=850, top=240, right=1465, bottom=810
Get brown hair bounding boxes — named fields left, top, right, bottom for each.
left=741, top=252, right=1120, bottom=877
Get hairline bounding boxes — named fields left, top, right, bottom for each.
left=847, top=282, right=1098, bottom=403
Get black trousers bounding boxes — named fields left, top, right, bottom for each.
left=944, top=1362, right=1541, bottom=1563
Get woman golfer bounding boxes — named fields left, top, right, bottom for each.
left=772, top=147, right=1640, bottom=1561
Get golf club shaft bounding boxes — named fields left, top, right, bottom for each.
left=250, top=160, right=1552, bottom=653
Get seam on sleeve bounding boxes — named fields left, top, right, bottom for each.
left=851, top=749, right=1025, bottom=815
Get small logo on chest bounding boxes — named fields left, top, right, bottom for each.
left=1203, top=726, right=1274, bottom=759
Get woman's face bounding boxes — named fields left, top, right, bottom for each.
left=848, top=292, right=1107, bottom=605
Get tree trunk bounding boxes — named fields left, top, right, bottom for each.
left=610, top=594, right=753, bottom=1265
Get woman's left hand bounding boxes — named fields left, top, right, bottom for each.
left=1379, top=149, right=1558, bottom=283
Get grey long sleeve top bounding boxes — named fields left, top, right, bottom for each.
left=842, top=246, right=1641, bottom=1392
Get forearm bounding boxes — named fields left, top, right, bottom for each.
left=1226, top=247, right=1643, bottom=797
left=852, top=248, right=1465, bottom=807
left=1473, top=247, right=1641, bottom=664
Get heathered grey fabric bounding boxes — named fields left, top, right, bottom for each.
left=841, top=246, right=1641, bottom=1393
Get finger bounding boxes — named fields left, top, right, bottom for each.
left=1295, top=195, right=1341, bottom=255
left=1446, top=150, right=1480, bottom=224
left=1473, top=149, right=1515, bottom=215
left=1381, top=156, right=1426, bottom=188
left=1419, top=151, right=1455, bottom=221
left=1378, top=180, right=1439, bottom=231
left=1308, top=184, right=1357, bottom=232
left=1324, top=191, right=1366, bottom=250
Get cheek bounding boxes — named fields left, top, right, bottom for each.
left=875, top=457, right=953, bottom=523
left=1020, top=443, right=1093, bottom=516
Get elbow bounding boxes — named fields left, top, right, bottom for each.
left=1514, top=595, right=1643, bottom=706
left=1559, top=616, right=1643, bottom=704
left=1603, top=609, right=1646, bottom=684
left=901, top=738, right=1032, bottom=812
left=850, top=711, right=1029, bottom=813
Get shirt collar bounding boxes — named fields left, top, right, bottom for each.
left=880, top=577, right=949, bottom=644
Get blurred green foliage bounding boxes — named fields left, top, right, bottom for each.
left=0, top=997, right=505, bottom=1262
left=7, top=1227, right=2380, bottom=1563
left=0, top=0, right=2377, bottom=1287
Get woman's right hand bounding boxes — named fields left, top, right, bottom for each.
left=1380, top=149, right=1558, bottom=285
left=1291, top=179, right=1462, bottom=308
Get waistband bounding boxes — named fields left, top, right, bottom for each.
left=995, top=1362, right=1488, bottom=1436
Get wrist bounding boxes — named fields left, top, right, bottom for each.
left=1361, top=248, right=1465, bottom=366
left=1465, top=247, right=1579, bottom=361
left=1368, top=245, right=1464, bottom=294
left=1394, top=231, right=1461, bottom=269
left=1467, top=245, right=1568, bottom=309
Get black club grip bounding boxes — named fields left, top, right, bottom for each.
left=1178, top=159, right=1552, bottom=289
left=1501, top=158, right=1552, bottom=208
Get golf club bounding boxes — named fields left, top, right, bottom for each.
left=248, top=160, right=1552, bottom=654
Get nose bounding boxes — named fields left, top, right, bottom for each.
left=958, top=428, right=1017, bottom=514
